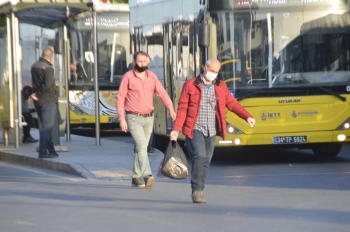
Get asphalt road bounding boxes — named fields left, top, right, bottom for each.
left=1, top=129, right=349, bottom=232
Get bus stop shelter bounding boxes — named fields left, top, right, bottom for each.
left=0, top=0, right=101, bottom=148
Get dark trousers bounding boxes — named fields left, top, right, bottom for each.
left=186, top=129, right=216, bottom=192
left=22, top=113, right=33, bottom=138
left=35, top=103, right=57, bottom=155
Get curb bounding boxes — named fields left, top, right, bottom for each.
left=0, top=151, right=85, bottom=178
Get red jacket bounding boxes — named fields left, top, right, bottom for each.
left=173, top=75, right=253, bottom=139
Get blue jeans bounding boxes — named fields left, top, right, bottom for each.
left=186, top=129, right=216, bottom=192
left=126, top=114, right=154, bottom=178
left=35, top=103, right=57, bottom=155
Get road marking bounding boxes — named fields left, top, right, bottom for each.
left=91, top=170, right=131, bottom=177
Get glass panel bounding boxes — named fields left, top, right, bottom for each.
left=69, top=12, right=130, bottom=88
left=0, top=18, right=8, bottom=86
left=212, top=2, right=350, bottom=98
left=0, top=17, right=10, bottom=129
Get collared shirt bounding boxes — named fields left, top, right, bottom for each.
left=194, top=79, right=216, bottom=137
left=117, top=69, right=174, bottom=121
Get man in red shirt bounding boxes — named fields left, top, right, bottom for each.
left=117, top=51, right=176, bottom=188
left=170, top=59, right=255, bottom=203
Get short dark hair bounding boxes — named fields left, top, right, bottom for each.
left=42, top=47, right=54, bottom=60
left=133, top=51, right=149, bottom=61
left=22, top=86, right=33, bottom=99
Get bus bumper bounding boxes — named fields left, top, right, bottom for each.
left=216, top=131, right=350, bottom=147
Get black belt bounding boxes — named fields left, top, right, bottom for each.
left=126, top=111, right=153, bottom=117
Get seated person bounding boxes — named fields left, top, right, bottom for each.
left=21, top=86, right=39, bottom=143
left=70, top=62, right=78, bottom=83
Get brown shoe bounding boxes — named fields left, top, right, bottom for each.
left=144, top=175, right=155, bottom=189
left=132, top=177, right=145, bottom=187
left=192, top=191, right=206, bottom=203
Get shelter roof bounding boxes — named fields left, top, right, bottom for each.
left=0, top=0, right=93, bottom=28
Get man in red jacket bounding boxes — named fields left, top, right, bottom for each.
left=170, top=59, right=255, bottom=203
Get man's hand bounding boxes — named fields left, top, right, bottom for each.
left=120, top=120, right=128, bottom=133
left=170, top=130, right=179, bottom=141
left=169, top=110, right=177, bottom=121
left=31, top=93, right=38, bottom=101
left=247, top=117, right=256, bottom=127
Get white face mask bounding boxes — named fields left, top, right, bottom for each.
left=204, top=71, right=218, bottom=81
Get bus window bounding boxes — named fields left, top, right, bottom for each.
left=69, top=12, right=130, bottom=87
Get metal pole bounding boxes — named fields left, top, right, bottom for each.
left=15, top=17, right=22, bottom=147
left=92, top=5, right=100, bottom=146
left=3, top=129, right=9, bottom=146
left=63, top=21, right=71, bottom=141
left=10, top=12, right=20, bottom=148
left=4, top=16, right=12, bottom=147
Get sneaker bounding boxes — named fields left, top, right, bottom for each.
left=144, top=175, right=155, bottom=189
left=200, top=192, right=207, bottom=203
left=192, top=191, right=206, bottom=203
left=49, top=152, right=59, bottom=157
left=23, top=137, right=39, bottom=143
left=132, top=177, right=145, bottom=187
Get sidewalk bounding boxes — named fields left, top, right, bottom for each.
left=0, top=129, right=164, bottom=180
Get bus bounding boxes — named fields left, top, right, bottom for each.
left=129, top=0, right=350, bottom=157
left=67, top=3, right=130, bottom=129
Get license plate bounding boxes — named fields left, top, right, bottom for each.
left=273, top=136, right=307, bottom=144
left=108, top=117, right=119, bottom=123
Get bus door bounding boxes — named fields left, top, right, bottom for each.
left=162, top=21, right=175, bottom=134
left=145, top=30, right=169, bottom=137
left=132, top=26, right=146, bottom=53
left=173, top=21, right=198, bottom=100
left=169, top=20, right=199, bottom=140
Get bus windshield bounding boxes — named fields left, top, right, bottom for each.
left=212, top=1, right=350, bottom=96
left=69, top=12, right=130, bottom=88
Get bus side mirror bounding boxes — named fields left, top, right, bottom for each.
left=198, top=23, right=210, bottom=47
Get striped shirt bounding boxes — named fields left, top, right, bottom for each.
left=194, top=80, right=216, bottom=137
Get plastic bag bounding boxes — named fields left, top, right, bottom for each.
left=159, top=141, right=189, bottom=179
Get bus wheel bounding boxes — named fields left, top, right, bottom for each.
left=311, top=143, right=343, bottom=157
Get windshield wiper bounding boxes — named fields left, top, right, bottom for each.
left=317, top=86, right=346, bottom=101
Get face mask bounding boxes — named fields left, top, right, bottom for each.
left=204, top=71, right=218, bottom=81
left=135, top=64, right=148, bottom=72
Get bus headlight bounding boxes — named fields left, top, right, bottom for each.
left=337, top=134, right=346, bottom=141
left=344, top=123, right=350, bottom=129
left=336, top=118, right=350, bottom=130
left=226, top=122, right=244, bottom=134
